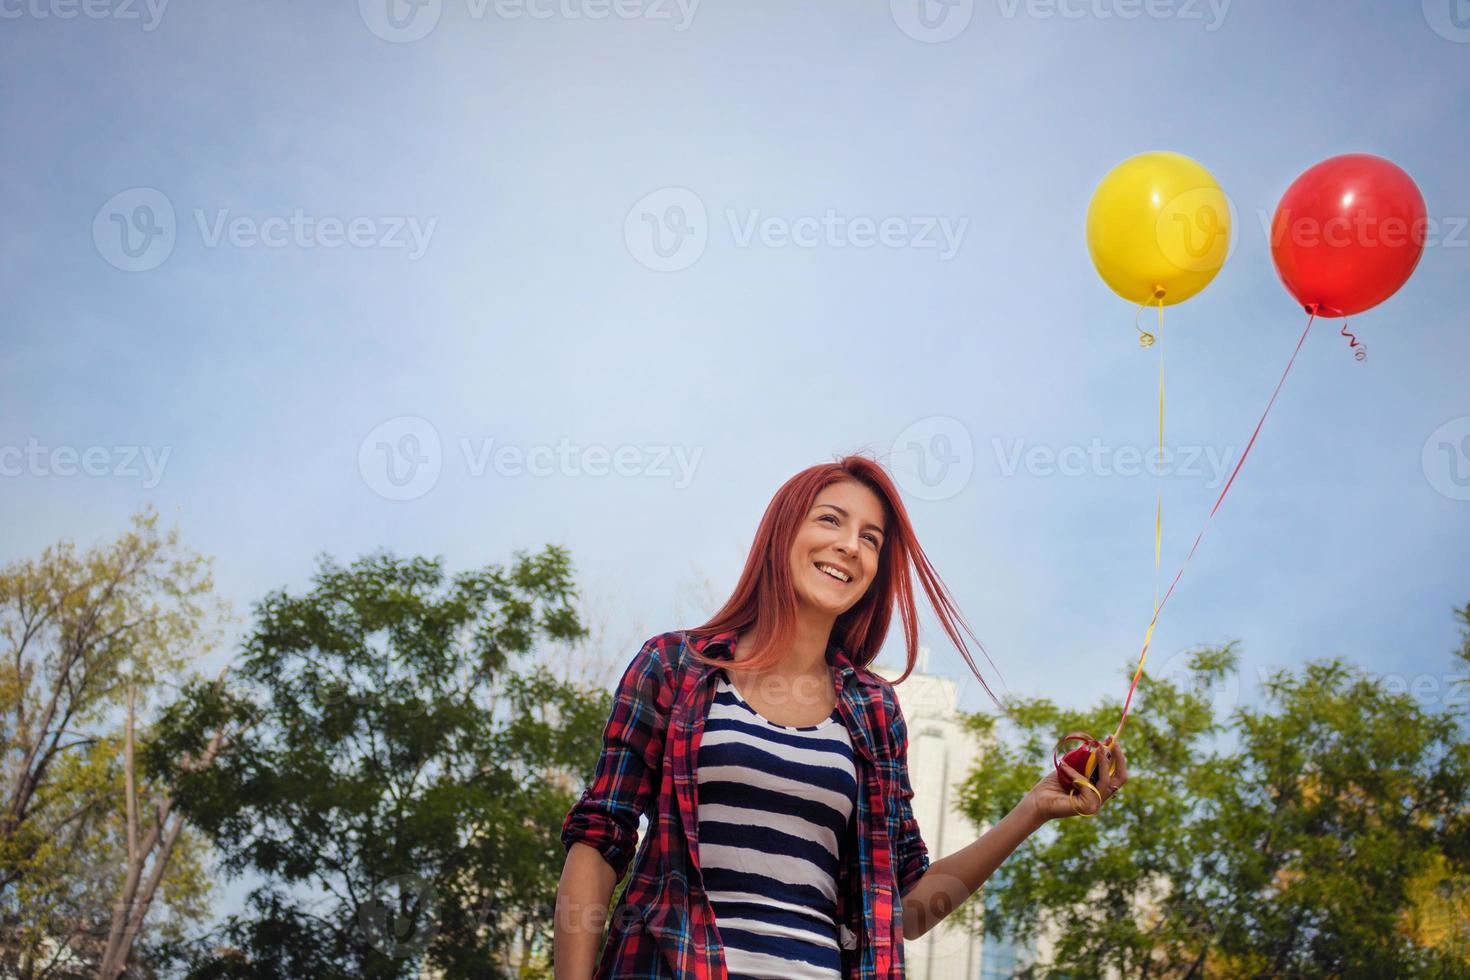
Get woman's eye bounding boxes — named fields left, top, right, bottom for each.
left=819, top=513, right=838, bottom=525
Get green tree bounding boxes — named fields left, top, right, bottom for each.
left=960, top=604, right=1470, bottom=978
left=157, top=546, right=614, bottom=979
left=0, top=509, right=228, bottom=979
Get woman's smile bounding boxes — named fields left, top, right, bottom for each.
left=814, top=560, right=855, bottom=586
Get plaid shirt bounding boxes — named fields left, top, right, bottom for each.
left=561, top=628, right=930, bottom=980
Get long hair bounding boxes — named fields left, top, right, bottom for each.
left=687, top=453, right=1004, bottom=709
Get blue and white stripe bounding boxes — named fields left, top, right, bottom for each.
left=696, top=669, right=858, bottom=980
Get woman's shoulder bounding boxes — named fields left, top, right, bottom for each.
left=627, top=629, right=704, bottom=676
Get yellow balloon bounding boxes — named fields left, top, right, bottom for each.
left=1086, top=151, right=1232, bottom=306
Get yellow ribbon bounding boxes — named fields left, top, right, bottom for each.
left=1054, top=731, right=1117, bottom=816
left=1123, top=292, right=1165, bottom=745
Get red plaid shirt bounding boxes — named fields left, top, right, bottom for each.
left=560, top=628, right=930, bottom=979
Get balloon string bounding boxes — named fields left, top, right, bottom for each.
left=1135, top=296, right=1158, bottom=348
left=1340, top=321, right=1367, bottom=361
left=1110, top=309, right=1318, bottom=744
left=1151, top=299, right=1164, bottom=679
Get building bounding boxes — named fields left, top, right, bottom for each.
left=871, top=646, right=1040, bottom=980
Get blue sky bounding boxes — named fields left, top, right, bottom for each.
left=3, top=0, right=1468, bottom=825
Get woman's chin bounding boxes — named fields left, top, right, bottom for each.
left=799, top=594, right=853, bottom=617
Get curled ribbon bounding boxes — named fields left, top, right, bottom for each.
left=1135, top=288, right=1165, bottom=348
left=1053, top=731, right=1116, bottom=817
left=1340, top=321, right=1367, bottom=361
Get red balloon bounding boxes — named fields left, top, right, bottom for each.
left=1057, top=743, right=1098, bottom=792
left=1054, top=733, right=1114, bottom=795
left=1270, top=154, right=1427, bottom=317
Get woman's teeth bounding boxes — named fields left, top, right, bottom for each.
left=816, top=563, right=851, bottom=584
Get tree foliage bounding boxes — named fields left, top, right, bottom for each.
left=959, top=604, right=1470, bottom=978
left=158, top=545, right=614, bottom=979
left=0, top=509, right=226, bottom=979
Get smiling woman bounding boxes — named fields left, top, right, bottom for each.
left=555, top=454, right=1127, bottom=980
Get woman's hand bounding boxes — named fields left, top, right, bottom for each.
left=1023, top=737, right=1128, bottom=824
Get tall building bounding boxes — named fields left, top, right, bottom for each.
left=871, top=646, right=997, bottom=980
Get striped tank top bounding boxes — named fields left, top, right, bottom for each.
left=696, top=668, right=858, bottom=980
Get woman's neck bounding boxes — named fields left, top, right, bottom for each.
left=732, top=611, right=834, bottom=679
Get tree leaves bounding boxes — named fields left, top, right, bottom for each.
left=1, top=508, right=228, bottom=979
left=959, top=612, right=1470, bottom=977
left=162, top=545, right=609, bottom=978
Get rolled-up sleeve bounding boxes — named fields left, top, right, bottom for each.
left=887, top=690, right=931, bottom=897
left=560, top=637, right=670, bottom=881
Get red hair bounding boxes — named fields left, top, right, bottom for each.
left=687, top=453, right=1004, bottom=709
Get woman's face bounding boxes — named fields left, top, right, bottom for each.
left=788, top=479, right=886, bottom=618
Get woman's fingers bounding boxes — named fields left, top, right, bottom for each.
left=1094, top=744, right=1113, bottom=796
left=1077, top=781, right=1100, bottom=816
left=1097, top=741, right=1126, bottom=805
left=1066, top=762, right=1102, bottom=816
left=1055, top=740, right=1129, bottom=818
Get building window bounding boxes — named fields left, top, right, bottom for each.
left=978, top=876, right=1032, bottom=979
